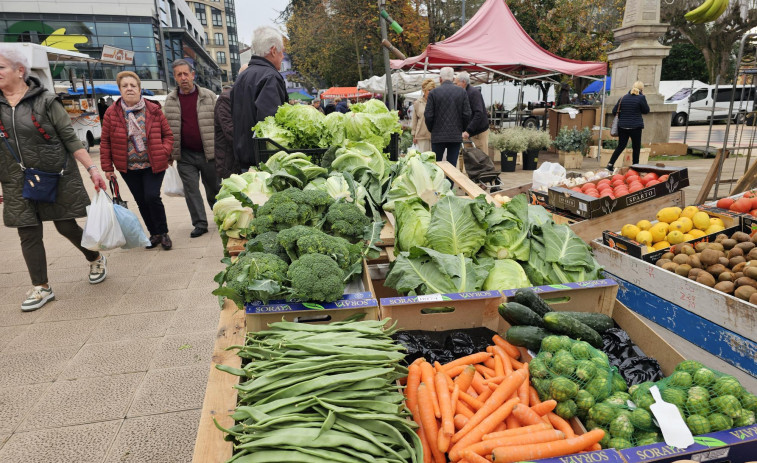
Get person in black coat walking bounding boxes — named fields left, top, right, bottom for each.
left=424, top=67, right=471, bottom=167
left=455, top=71, right=489, bottom=154
left=607, top=80, right=650, bottom=171
left=231, top=26, right=287, bottom=171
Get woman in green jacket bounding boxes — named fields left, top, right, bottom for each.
left=0, top=45, right=108, bottom=312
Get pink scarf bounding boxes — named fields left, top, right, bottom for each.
left=121, top=98, right=147, bottom=153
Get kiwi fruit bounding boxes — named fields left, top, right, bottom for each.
left=700, top=249, right=721, bottom=267
left=675, top=264, right=692, bottom=277
left=744, top=266, right=757, bottom=280
left=730, top=256, right=747, bottom=268
left=663, top=262, right=679, bottom=272
left=735, top=285, right=757, bottom=301
left=715, top=281, right=735, bottom=294
left=719, top=271, right=735, bottom=282
left=696, top=273, right=717, bottom=287
left=656, top=258, right=672, bottom=268
left=750, top=292, right=757, bottom=305
left=689, top=255, right=702, bottom=269
left=736, top=242, right=756, bottom=253
left=732, top=231, right=751, bottom=243
left=695, top=242, right=709, bottom=253
left=706, top=264, right=727, bottom=278
left=721, top=239, right=738, bottom=250
left=708, top=243, right=725, bottom=252
left=727, top=247, right=744, bottom=258
left=673, top=254, right=691, bottom=266
left=732, top=262, right=748, bottom=273
left=661, top=252, right=675, bottom=261
left=747, top=248, right=757, bottom=261
left=735, top=276, right=757, bottom=289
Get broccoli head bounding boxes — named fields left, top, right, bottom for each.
left=296, top=232, right=360, bottom=271
left=277, top=225, right=322, bottom=261
left=287, top=253, right=345, bottom=302
left=254, top=187, right=334, bottom=232
left=323, top=201, right=371, bottom=243
left=244, top=231, right=288, bottom=262
left=222, top=252, right=289, bottom=303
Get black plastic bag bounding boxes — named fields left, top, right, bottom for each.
left=602, top=328, right=664, bottom=385
left=618, top=356, right=665, bottom=385
left=392, top=328, right=498, bottom=365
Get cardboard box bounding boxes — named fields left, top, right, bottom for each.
left=548, top=166, right=689, bottom=219
left=245, top=260, right=378, bottom=332
left=601, top=207, right=741, bottom=262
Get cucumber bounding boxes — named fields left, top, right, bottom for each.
left=557, top=312, right=614, bottom=333
left=511, top=289, right=553, bottom=317
left=505, top=326, right=551, bottom=352
left=498, top=302, right=545, bottom=327
left=543, top=312, right=603, bottom=348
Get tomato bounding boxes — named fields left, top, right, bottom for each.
left=585, top=191, right=600, bottom=198
left=751, top=210, right=757, bottom=217
left=732, top=197, right=752, bottom=213
left=717, top=198, right=735, bottom=209
left=750, top=197, right=757, bottom=210
left=744, top=191, right=755, bottom=199
left=626, top=169, right=639, bottom=177
left=611, top=179, right=626, bottom=188
left=628, top=181, right=644, bottom=190
left=571, top=187, right=583, bottom=193
left=643, top=172, right=659, bottom=181
left=645, top=179, right=660, bottom=187
left=600, top=191, right=615, bottom=199
left=597, top=178, right=611, bottom=186
left=625, top=175, right=640, bottom=184
left=629, top=185, right=643, bottom=193
left=658, top=175, right=669, bottom=183
left=612, top=174, right=625, bottom=182
left=581, top=182, right=596, bottom=191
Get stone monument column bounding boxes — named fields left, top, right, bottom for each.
left=606, top=0, right=673, bottom=145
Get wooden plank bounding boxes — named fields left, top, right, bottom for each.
left=729, top=157, right=757, bottom=195
left=591, top=240, right=757, bottom=342
left=437, top=160, right=495, bottom=203
left=695, top=148, right=727, bottom=204
left=568, top=190, right=685, bottom=243
left=379, top=212, right=395, bottom=247
left=495, top=182, right=533, bottom=198
left=192, top=300, right=246, bottom=463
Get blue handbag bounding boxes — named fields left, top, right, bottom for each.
left=0, top=130, right=66, bottom=203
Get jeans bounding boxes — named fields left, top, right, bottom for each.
left=432, top=142, right=462, bottom=167
left=177, top=149, right=218, bottom=229
left=608, top=127, right=643, bottom=167
left=18, top=219, right=100, bottom=286
left=121, top=168, right=168, bottom=236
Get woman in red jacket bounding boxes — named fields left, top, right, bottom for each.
left=101, top=71, right=174, bottom=250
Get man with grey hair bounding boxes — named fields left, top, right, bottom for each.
left=231, top=26, right=288, bottom=170
left=164, top=58, right=218, bottom=238
left=455, top=71, right=489, bottom=156
left=423, top=67, right=471, bottom=167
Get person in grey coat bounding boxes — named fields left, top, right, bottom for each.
left=607, top=80, right=650, bottom=171
left=424, top=67, right=471, bottom=167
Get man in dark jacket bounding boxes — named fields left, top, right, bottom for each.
left=455, top=71, right=489, bottom=154
left=214, top=86, right=237, bottom=180
left=231, top=26, right=287, bottom=171
left=424, top=67, right=471, bottom=167
left=335, top=97, right=350, bottom=113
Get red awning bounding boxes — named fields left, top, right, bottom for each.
left=391, top=0, right=606, bottom=79
left=320, top=87, right=373, bottom=99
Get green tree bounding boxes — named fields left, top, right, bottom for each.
left=661, top=42, right=710, bottom=82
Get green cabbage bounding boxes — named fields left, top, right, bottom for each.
left=273, top=104, right=325, bottom=148
left=252, top=116, right=294, bottom=149
left=212, top=196, right=254, bottom=239
left=426, top=195, right=491, bottom=257
left=304, top=172, right=367, bottom=213
left=482, top=194, right=530, bottom=260
left=319, top=112, right=346, bottom=147
left=482, top=259, right=531, bottom=291
left=384, top=152, right=452, bottom=211
left=394, top=198, right=430, bottom=252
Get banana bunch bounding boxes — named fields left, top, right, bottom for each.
left=684, top=0, right=729, bottom=23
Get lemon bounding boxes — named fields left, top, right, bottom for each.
left=678, top=216, right=694, bottom=233
left=681, top=206, right=699, bottom=219
left=636, top=220, right=653, bottom=231
left=683, top=234, right=695, bottom=241
left=649, top=223, right=670, bottom=243
left=705, top=225, right=725, bottom=235
left=656, top=207, right=680, bottom=224
left=689, top=229, right=706, bottom=239
left=635, top=231, right=653, bottom=246
left=653, top=241, right=671, bottom=250
left=692, top=212, right=712, bottom=230
left=621, top=224, right=641, bottom=240
left=667, top=230, right=685, bottom=245
left=710, top=217, right=725, bottom=228
left=669, top=220, right=685, bottom=232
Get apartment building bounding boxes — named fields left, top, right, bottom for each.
left=188, top=0, right=240, bottom=84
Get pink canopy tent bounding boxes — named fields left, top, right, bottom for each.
left=391, top=0, right=607, bottom=80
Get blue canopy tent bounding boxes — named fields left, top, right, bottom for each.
left=582, top=77, right=610, bottom=94
left=66, top=84, right=154, bottom=96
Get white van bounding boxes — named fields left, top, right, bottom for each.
left=666, top=84, right=757, bottom=126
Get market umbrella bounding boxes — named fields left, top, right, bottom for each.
left=288, top=91, right=313, bottom=101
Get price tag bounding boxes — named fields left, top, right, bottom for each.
left=417, top=294, right=443, bottom=302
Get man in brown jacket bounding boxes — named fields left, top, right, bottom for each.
left=164, top=59, right=218, bottom=237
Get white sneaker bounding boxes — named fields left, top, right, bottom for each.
left=21, top=286, right=55, bottom=312
left=89, top=254, right=107, bottom=284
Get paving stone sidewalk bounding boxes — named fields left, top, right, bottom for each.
left=0, top=148, right=225, bottom=463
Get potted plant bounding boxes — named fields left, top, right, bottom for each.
left=523, top=128, right=551, bottom=171
left=552, top=127, right=591, bottom=169
left=490, top=128, right=528, bottom=172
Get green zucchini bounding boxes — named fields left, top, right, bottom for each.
left=543, top=312, right=603, bottom=348
left=505, top=325, right=551, bottom=352
left=511, top=289, right=553, bottom=317
left=557, top=312, right=614, bottom=333
left=498, top=302, right=545, bottom=327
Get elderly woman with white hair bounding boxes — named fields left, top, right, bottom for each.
left=230, top=26, right=288, bottom=170
left=0, top=45, right=108, bottom=312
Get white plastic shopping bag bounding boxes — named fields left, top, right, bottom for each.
left=81, top=190, right=127, bottom=251
left=163, top=164, right=184, bottom=197
left=113, top=204, right=150, bottom=249
left=532, top=162, right=567, bottom=191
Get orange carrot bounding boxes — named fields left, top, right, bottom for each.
left=478, top=385, right=494, bottom=402
left=463, top=450, right=491, bottom=463
left=471, top=372, right=488, bottom=395
left=518, top=368, right=530, bottom=407
left=450, top=384, right=460, bottom=417
left=547, top=412, right=575, bottom=439
left=505, top=414, right=520, bottom=429
left=484, top=357, right=496, bottom=370
left=493, top=355, right=504, bottom=377
left=491, top=429, right=605, bottom=463
left=445, top=365, right=467, bottom=378
left=438, top=427, right=451, bottom=453
left=418, top=383, right=445, bottom=463
left=512, top=403, right=546, bottom=426
left=475, top=364, right=497, bottom=378
left=460, top=430, right=565, bottom=457
left=459, top=390, right=485, bottom=410
left=448, top=398, right=520, bottom=461
left=483, top=376, right=506, bottom=385
left=483, top=422, right=553, bottom=440
left=411, top=357, right=425, bottom=366
left=443, top=352, right=493, bottom=371
left=493, top=422, right=507, bottom=432
left=530, top=400, right=557, bottom=416
left=420, top=361, right=441, bottom=419
left=528, top=386, right=542, bottom=406
left=406, top=364, right=422, bottom=412
left=436, top=372, right=455, bottom=437
left=409, top=391, right=431, bottom=463
left=498, top=349, right=513, bottom=375
left=454, top=413, right=469, bottom=430
left=451, top=369, right=527, bottom=445
left=492, top=335, right=520, bottom=359
left=434, top=361, right=444, bottom=373
left=586, top=443, right=602, bottom=452
left=456, top=400, right=476, bottom=418
left=510, top=357, right=524, bottom=369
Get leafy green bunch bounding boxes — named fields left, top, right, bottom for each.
left=553, top=127, right=592, bottom=155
